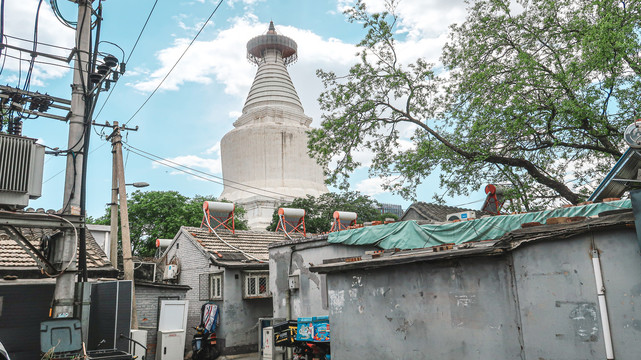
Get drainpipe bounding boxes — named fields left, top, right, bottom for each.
left=591, top=249, right=614, bottom=359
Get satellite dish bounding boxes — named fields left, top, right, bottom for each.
left=624, top=121, right=641, bottom=148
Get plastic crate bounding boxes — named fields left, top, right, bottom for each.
left=274, top=320, right=297, bottom=347
left=312, top=316, right=330, bottom=342
left=296, top=317, right=314, bottom=341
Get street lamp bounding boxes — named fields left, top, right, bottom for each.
left=126, top=182, right=149, bottom=188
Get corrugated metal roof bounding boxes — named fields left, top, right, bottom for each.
left=589, top=147, right=641, bottom=201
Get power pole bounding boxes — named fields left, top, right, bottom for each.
left=107, top=121, right=139, bottom=329
left=110, top=150, right=118, bottom=268
left=53, top=0, right=92, bottom=318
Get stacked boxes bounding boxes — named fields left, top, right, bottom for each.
left=294, top=316, right=330, bottom=343
left=296, top=317, right=314, bottom=341
left=312, top=316, right=330, bottom=342
left=274, top=320, right=298, bottom=347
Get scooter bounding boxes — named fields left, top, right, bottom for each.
left=191, top=303, right=220, bottom=360
left=192, top=325, right=219, bottom=360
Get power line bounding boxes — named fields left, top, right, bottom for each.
left=3, top=52, right=74, bottom=70
left=4, top=34, right=74, bottom=50
left=93, top=0, right=158, bottom=120
left=124, top=0, right=225, bottom=125
left=122, top=141, right=294, bottom=201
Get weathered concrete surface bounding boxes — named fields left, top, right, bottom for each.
left=322, top=228, right=641, bottom=359
left=269, top=238, right=376, bottom=320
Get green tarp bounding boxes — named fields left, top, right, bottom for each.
left=328, top=199, right=631, bottom=249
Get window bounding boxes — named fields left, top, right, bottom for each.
left=199, top=272, right=223, bottom=300
left=209, top=274, right=222, bottom=299
left=243, top=271, right=270, bottom=298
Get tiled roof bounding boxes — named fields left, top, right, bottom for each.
left=0, top=227, right=112, bottom=269
left=182, top=226, right=290, bottom=262
left=400, top=202, right=481, bottom=222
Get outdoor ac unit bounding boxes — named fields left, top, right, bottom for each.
left=134, top=262, right=157, bottom=282
left=446, top=211, right=476, bottom=222
left=163, top=264, right=178, bottom=280
left=0, top=134, right=45, bottom=209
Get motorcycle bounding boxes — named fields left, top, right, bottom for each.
left=192, top=303, right=220, bottom=360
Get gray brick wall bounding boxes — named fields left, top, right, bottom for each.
left=135, top=284, right=188, bottom=359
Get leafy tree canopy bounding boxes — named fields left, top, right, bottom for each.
left=310, top=0, right=640, bottom=211
left=91, top=191, right=247, bottom=256
left=266, top=191, right=384, bottom=234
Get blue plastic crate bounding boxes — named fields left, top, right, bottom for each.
left=312, top=316, right=330, bottom=342
left=296, top=317, right=314, bottom=341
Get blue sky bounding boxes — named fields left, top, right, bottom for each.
left=3, top=0, right=486, bottom=219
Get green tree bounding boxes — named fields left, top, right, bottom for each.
left=266, top=191, right=382, bottom=234
left=92, top=191, right=247, bottom=256
left=310, top=0, right=640, bottom=211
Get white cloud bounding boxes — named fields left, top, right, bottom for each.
left=228, top=110, right=242, bottom=118
left=2, top=0, right=75, bottom=85
left=153, top=154, right=222, bottom=175
left=129, top=16, right=356, bottom=97
left=204, top=142, right=221, bottom=155
left=355, top=176, right=398, bottom=196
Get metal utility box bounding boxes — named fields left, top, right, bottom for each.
left=288, top=274, right=300, bottom=290
left=129, top=329, right=148, bottom=359
left=156, top=330, right=184, bottom=360
left=40, top=318, right=83, bottom=354
left=262, top=327, right=274, bottom=359
left=0, top=134, right=45, bottom=209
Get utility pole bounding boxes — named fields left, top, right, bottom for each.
left=53, top=0, right=92, bottom=318
left=110, top=151, right=118, bottom=268
left=106, top=121, right=139, bottom=329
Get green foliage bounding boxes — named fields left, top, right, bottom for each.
left=311, top=0, right=640, bottom=211
left=266, top=191, right=381, bottom=234
left=93, top=191, right=247, bottom=257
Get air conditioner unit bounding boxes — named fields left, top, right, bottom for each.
left=0, top=134, right=45, bottom=209
left=134, top=262, right=157, bottom=282
left=163, top=264, right=178, bottom=280
left=446, top=211, right=476, bottom=222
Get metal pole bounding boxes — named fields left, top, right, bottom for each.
left=110, top=131, right=119, bottom=268
left=53, top=0, right=92, bottom=318
left=113, top=126, right=139, bottom=329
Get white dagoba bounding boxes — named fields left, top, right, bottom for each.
left=220, top=22, right=328, bottom=230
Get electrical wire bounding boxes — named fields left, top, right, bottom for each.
left=0, top=0, right=5, bottom=77
left=202, top=208, right=265, bottom=263
left=123, top=145, right=288, bottom=202
left=0, top=210, right=79, bottom=277
left=50, top=0, right=76, bottom=29
left=4, top=34, right=73, bottom=51
left=22, top=0, right=45, bottom=94
left=3, top=52, right=74, bottom=70
left=122, top=141, right=296, bottom=199
left=124, top=0, right=225, bottom=125
left=93, top=0, right=159, bottom=121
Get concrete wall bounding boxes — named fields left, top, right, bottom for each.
left=165, top=232, right=272, bottom=355
left=324, top=229, right=641, bottom=359
left=135, top=283, right=189, bottom=359
left=269, top=239, right=376, bottom=320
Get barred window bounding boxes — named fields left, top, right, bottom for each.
left=243, top=271, right=270, bottom=299
left=199, top=272, right=223, bottom=300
